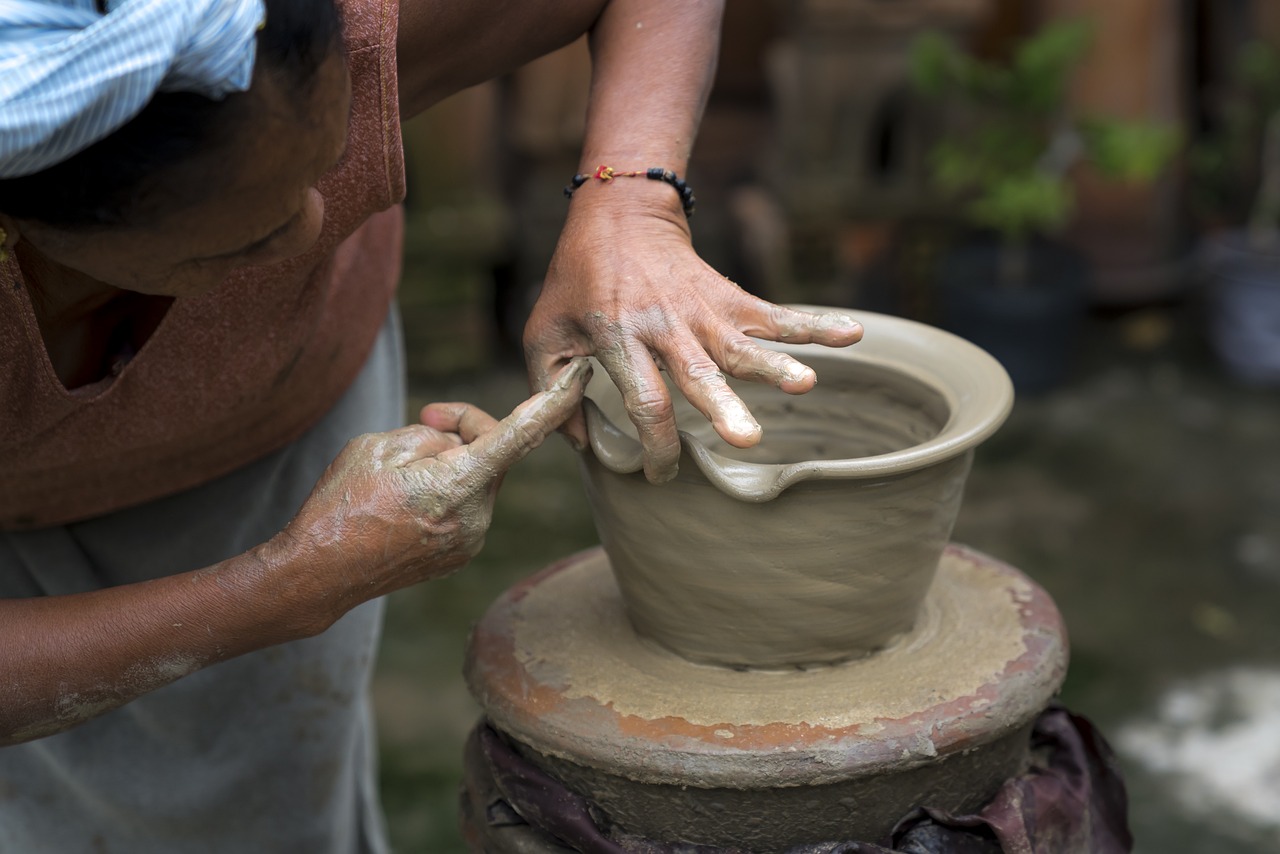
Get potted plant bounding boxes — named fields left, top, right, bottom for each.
left=909, top=20, right=1180, bottom=393
left=1192, top=39, right=1280, bottom=386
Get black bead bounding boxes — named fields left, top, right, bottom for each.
left=563, top=167, right=695, bottom=218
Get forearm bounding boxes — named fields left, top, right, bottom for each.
left=562, top=0, right=723, bottom=237
left=396, top=0, right=724, bottom=146
left=0, top=537, right=318, bottom=746
left=0, top=369, right=594, bottom=747
left=580, top=0, right=723, bottom=169
left=397, top=0, right=604, bottom=118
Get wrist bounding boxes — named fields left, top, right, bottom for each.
left=565, top=170, right=692, bottom=234
left=568, top=165, right=695, bottom=215
left=247, top=530, right=342, bottom=640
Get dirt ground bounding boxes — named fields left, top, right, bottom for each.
left=373, top=301, right=1280, bottom=853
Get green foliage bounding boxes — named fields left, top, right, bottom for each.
left=909, top=20, right=1178, bottom=256
left=908, top=31, right=959, bottom=97
left=1082, top=121, right=1183, bottom=183
left=930, top=137, right=1072, bottom=239
left=910, top=21, right=1091, bottom=114
left=1191, top=40, right=1280, bottom=231
left=1007, top=19, right=1092, bottom=112
left=1238, top=40, right=1280, bottom=102
left=968, top=173, right=1074, bottom=240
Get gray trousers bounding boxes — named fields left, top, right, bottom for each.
left=0, top=310, right=404, bottom=854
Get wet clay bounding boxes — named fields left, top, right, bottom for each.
left=464, top=545, right=1067, bottom=849
left=581, top=309, right=1014, bottom=667
left=580, top=447, right=973, bottom=667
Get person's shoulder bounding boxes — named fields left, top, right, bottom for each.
left=335, top=0, right=400, bottom=56
left=318, top=0, right=405, bottom=220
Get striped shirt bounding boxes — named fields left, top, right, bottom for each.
left=0, top=0, right=264, bottom=177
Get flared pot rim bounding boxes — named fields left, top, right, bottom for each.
left=584, top=307, right=1014, bottom=502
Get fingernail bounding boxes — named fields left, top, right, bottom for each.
left=724, top=409, right=762, bottom=440
left=561, top=433, right=587, bottom=453
left=785, top=364, right=814, bottom=385
left=554, top=358, right=591, bottom=390
left=820, top=313, right=859, bottom=330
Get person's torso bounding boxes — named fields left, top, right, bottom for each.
left=0, top=0, right=407, bottom=530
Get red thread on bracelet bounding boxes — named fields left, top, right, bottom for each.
left=564, top=165, right=696, bottom=217
left=593, top=165, right=646, bottom=182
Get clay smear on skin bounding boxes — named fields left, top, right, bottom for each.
left=512, top=552, right=1029, bottom=728
left=774, top=310, right=860, bottom=342
left=584, top=308, right=762, bottom=460
left=8, top=653, right=200, bottom=743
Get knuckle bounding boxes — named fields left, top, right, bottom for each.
left=682, top=358, right=725, bottom=388
left=720, top=335, right=757, bottom=374
left=510, top=420, right=545, bottom=453
left=408, top=489, right=450, bottom=525
left=391, top=425, right=427, bottom=449
left=722, top=337, right=787, bottom=382
left=348, top=431, right=378, bottom=453
left=767, top=304, right=798, bottom=325
left=763, top=350, right=798, bottom=374
left=767, top=305, right=812, bottom=339
left=627, top=389, right=675, bottom=426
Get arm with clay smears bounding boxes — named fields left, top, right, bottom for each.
left=0, top=361, right=589, bottom=746
left=0, top=544, right=321, bottom=746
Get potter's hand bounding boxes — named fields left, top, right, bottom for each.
left=280, top=359, right=590, bottom=621
left=524, top=193, right=863, bottom=484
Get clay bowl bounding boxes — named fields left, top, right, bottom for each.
left=579, top=308, right=1013, bottom=669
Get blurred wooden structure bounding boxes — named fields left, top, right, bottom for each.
left=759, top=0, right=991, bottom=304
left=394, top=0, right=1280, bottom=374
left=399, top=84, right=505, bottom=375
left=1043, top=0, right=1188, bottom=304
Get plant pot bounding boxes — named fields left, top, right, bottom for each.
left=936, top=238, right=1090, bottom=395
left=579, top=308, right=1013, bottom=669
left=1201, top=230, right=1280, bottom=386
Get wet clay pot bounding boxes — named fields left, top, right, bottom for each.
left=580, top=308, right=1013, bottom=668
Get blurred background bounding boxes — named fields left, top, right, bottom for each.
left=377, top=1, right=1280, bottom=851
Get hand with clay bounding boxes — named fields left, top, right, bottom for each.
left=0, top=360, right=590, bottom=747
left=520, top=0, right=862, bottom=484
left=277, top=358, right=591, bottom=630
left=525, top=190, right=863, bottom=485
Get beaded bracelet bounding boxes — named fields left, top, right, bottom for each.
left=563, top=165, right=696, bottom=218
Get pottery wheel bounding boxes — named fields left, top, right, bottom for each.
left=464, top=544, right=1068, bottom=848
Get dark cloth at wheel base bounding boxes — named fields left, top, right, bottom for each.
left=463, top=705, right=1132, bottom=854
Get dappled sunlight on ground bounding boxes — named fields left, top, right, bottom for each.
left=1118, top=667, right=1280, bottom=848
